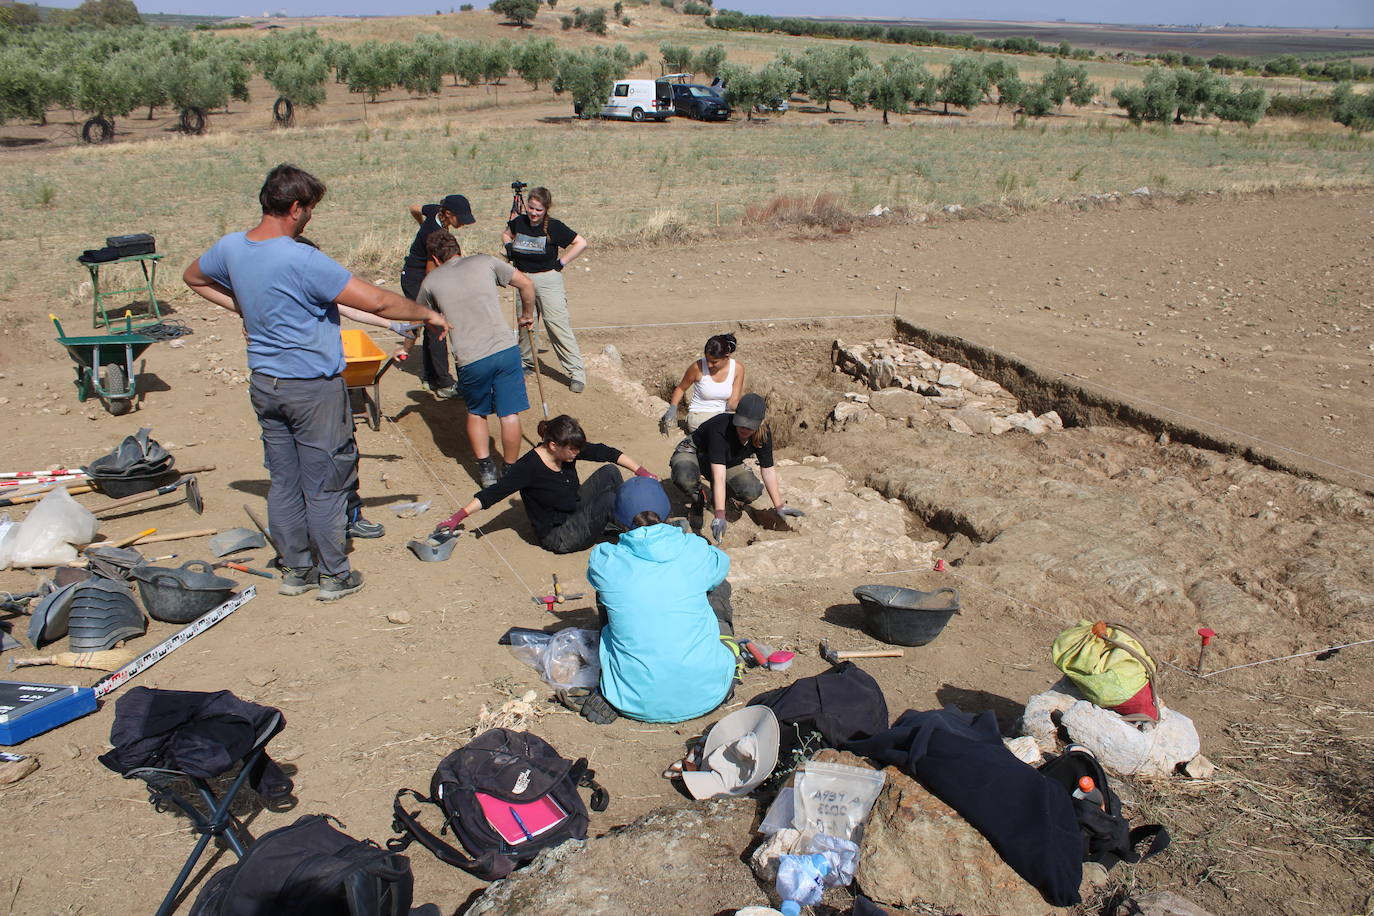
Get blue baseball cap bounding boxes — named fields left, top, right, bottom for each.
left=614, top=477, right=671, bottom=529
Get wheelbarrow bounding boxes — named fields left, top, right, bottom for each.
left=341, top=329, right=396, bottom=431
left=51, top=314, right=155, bottom=416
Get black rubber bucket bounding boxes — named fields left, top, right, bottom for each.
left=90, top=468, right=178, bottom=499
left=132, top=561, right=236, bottom=624
left=853, top=585, right=960, bottom=647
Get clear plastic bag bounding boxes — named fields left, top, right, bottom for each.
left=508, top=627, right=601, bottom=690
left=793, top=761, right=887, bottom=844
left=10, top=488, right=99, bottom=567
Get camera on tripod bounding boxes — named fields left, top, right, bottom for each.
left=511, top=180, right=527, bottom=192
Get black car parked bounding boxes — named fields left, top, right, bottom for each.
left=671, top=84, right=732, bottom=121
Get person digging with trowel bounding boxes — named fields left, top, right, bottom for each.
left=669, top=393, right=803, bottom=544
left=184, top=164, right=450, bottom=601
left=559, top=476, right=740, bottom=726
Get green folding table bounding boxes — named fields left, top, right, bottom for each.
left=79, top=251, right=165, bottom=329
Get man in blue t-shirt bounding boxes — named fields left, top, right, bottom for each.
left=184, top=163, right=450, bottom=601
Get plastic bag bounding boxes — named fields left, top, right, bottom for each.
left=388, top=500, right=431, bottom=518
left=775, top=854, right=829, bottom=915
left=508, top=627, right=600, bottom=690
left=806, top=833, right=859, bottom=888
left=9, top=488, right=99, bottom=568
left=793, top=761, right=886, bottom=844
left=0, top=514, right=16, bottom=570
left=1052, top=619, right=1157, bottom=709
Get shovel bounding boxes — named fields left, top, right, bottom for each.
left=208, top=527, right=267, bottom=558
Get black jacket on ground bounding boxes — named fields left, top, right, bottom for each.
left=98, top=686, right=290, bottom=798
left=845, top=706, right=1084, bottom=907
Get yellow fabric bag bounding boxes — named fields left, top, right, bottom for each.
left=1051, top=620, right=1158, bottom=709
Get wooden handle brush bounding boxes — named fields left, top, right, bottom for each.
left=8, top=649, right=134, bottom=672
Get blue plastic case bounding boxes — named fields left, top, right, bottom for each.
left=0, top=681, right=98, bottom=745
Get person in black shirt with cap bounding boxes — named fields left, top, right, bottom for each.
left=401, top=194, right=474, bottom=397
left=669, top=393, right=804, bottom=543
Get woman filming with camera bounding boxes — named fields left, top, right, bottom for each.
left=504, top=187, right=589, bottom=393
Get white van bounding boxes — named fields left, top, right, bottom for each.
left=596, top=75, right=686, bottom=122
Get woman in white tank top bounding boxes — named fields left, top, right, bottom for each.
left=661, top=333, right=746, bottom=434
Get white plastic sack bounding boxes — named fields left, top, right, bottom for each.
left=0, top=514, right=16, bottom=570
left=508, top=627, right=600, bottom=690
left=9, top=488, right=98, bottom=567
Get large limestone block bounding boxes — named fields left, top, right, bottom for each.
left=1059, top=701, right=1200, bottom=777
left=467, top=800, right=765, bottom=915
left=857, top=765, right=1066, bottom=916
left=868, top=388, right=927, bottom=421
left=728, top=467, right=937, bottom=583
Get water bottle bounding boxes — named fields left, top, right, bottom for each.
left=776, top=853, right=830, bottom=916
left=1072, top=775, right=1105, bottom=809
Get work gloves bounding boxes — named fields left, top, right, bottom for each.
left=711, top=511, right=728, bottom=543
left=437, top=507, right=469, bottom=533
left=659, top=406, right=676, bottom=436
left=634, top=466, right=659, bottom=480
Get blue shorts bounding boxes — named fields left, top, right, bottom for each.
left=457, top=346, right=529, bottom=417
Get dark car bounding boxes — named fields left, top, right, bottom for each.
left=671, top=84, right=732, bottom=121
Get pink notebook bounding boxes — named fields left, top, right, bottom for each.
left=475, top=792, right=568, bottom=845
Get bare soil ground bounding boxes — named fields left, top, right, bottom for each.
left=1, top=190, right=1372, bottom=915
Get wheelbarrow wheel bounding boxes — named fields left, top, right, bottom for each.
left=101, top=365, right=132, bottom=416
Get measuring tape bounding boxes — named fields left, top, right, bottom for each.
left=93, top=586, right=256, bottom=698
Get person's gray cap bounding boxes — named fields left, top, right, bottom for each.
left=440, top=194, right=475, bottom=226
left=731, top=393, right=766, bottom=431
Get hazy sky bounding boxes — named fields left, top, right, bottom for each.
left=52, top=0, right=1374, bottom=29
left=730, top=1, right=1374, bottom=29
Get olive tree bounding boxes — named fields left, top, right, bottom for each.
left=936, top=55, right=988, bottom=114
left=1333, top=82, right=1374, bottom=132
left=490, top=0, right=538, bottom=27
left=514, top=37, right=558, bottom=90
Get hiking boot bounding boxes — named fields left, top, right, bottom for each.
left=347, top=515, right=385, bottom=539
left=569, top=380, right=585, bottom=394
left=503, top=462, right=516, bottom=479
left=317, top=570, right=364, bottom=601
left=476, top=457, right=499, bottom=488
left=433, top=385, right=461, bottom=400
left=278, top=566, right=319, bottom=597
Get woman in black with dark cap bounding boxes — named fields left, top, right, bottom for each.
left=438, top=415, right=657, bottom=554
left=669, top=393, right=803, bottom=544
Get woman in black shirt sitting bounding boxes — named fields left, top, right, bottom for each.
left=438, top=415, right=656, bottom=554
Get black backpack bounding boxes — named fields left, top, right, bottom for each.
left=189, top=814, right=413, bottom=916
left=389, top=728, right=609, bottom=882
left=1038, top=744, right=1170, bottom=870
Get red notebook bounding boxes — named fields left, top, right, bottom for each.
left=475, top=791, right=568, bottom=845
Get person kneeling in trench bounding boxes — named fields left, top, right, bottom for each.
left=669, top=392, right=803, bottom=544
left=560, top=477, right=740, bottom=726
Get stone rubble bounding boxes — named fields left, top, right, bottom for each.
left=829, top=338, right=1062, bottom=437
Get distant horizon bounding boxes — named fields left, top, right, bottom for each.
left=35, top=0, right=1374, bottom=30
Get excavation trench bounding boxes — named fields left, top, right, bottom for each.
left=603, top=318, right=1374, bottom=670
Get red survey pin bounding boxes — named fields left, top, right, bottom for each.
left=1196, top=627, right=1216, bottom=674
left=934, top=558, right=947, bottom=572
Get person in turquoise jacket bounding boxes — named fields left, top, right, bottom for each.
left=576, top=477, right=737, bottom=725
